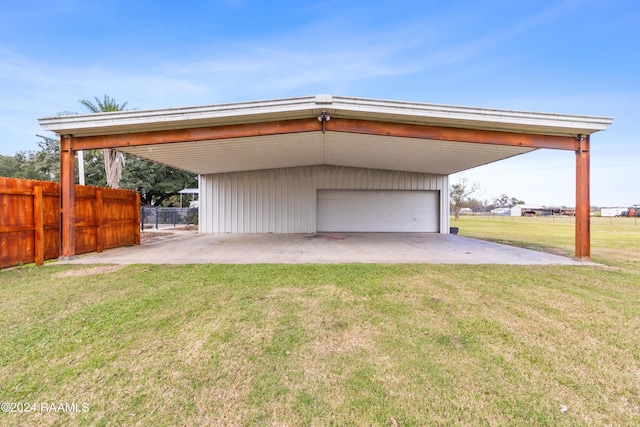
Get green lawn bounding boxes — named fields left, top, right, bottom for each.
left=455, top=215, right=640, bottom=271
left=1, top=218, right=639, bottom=426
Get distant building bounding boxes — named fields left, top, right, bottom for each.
left=179, top=188, right=199, bottom=208
left=491, top=207, right=511, bottom=216
left=601, top=207, right=628, bottom=217
left=510, top=204, right=561, bottom=217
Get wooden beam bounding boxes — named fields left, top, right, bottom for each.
left=575, top=135, right=591, bottom=260
left=66, top=117, right=581, bottom=152
left=70, top=118, right=320, bottom=151
left=59, top=136, right=76, bottom=259
left=326, top=118, right=580, bottom=150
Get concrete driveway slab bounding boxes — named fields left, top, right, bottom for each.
left=56, top=232, right=590, bottom=265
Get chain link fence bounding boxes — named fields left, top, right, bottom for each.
left=141, top=206, right=198, bottom=229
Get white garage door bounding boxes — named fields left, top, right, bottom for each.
left=317, top=190, right=440, bottom=232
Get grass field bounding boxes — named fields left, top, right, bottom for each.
left=456, top=215, right=640, bottom=272
left=1, top=217, right=639, bottom=426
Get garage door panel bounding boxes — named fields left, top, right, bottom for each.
left=317, top=190, right=439, bottom=232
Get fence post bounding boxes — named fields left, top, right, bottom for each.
left=134, top=193, right=141, bottom=245
left=155, top=206, right=159, bottom=229
left=96, top=190, right=103, bottom=253
left=33, top=186, right=44, bottom=266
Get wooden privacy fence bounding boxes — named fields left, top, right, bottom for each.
left=0, top=177, right=140, bottom=269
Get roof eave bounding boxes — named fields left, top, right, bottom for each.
left=38, top=94, right=613, bottom=138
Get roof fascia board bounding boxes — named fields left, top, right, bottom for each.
left=38, top=94, right=613, bottom=138
left=328, top=96, right=613, bottom=135
left=39, top=95, right=322, bottom=135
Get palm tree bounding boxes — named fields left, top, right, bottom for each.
left=78, top=95, right=128, bottom=188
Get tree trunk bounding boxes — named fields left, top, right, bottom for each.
left=103, top=149, right=124, bottom=189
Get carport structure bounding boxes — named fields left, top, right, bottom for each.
left=39, top=95, right=612, bottom=261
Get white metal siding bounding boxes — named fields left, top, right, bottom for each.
left=317, top=190, right=439, bottom=232
left=200, top=165, right=450, bottom=233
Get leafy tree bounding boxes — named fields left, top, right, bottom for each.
left=30, top=135, right=60, bottom=180
left=120, top=156, right=197, bottom=206
left=510, top=196, right=525, bottom=207
left=81, top=149, right=196, bottom=205
left=81, top=149, right=108, bottom=186
left=78, top=95, right=128, bottom=188
left=492, top=194, right=525, bottom=209
left=450, top=178, right=480, bottom=220
left=0, top=136, right=60, bottom=181
left=467, top=197, right=489, bottom=213
left=0, top=154, right=25, bottom=178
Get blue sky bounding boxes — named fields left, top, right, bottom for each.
left=1, top=0, right=638, bottom=207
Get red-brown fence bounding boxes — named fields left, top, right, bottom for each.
left=0, top=177, right=140, bottom=269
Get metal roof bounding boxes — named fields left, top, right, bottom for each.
left=38, top=94, right=613, bottom=175
left=178, top=188, right=199, bottom=194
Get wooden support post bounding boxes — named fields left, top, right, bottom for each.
left=96, top=190, right=103, bottom=253
left=33, top=186, right=44, bottom=266
left=60, top=136, right=76, bottom=260
left=575, top=135, right=591, bottom=261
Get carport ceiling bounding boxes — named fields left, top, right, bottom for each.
left=39, top=94, right=613, bottom=176
left=117, top=132, right=533, bottom=175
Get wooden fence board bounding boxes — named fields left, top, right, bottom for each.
left=0, top=177, right=139, bottom=269
left=34, top=186, right=44, bottom=266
